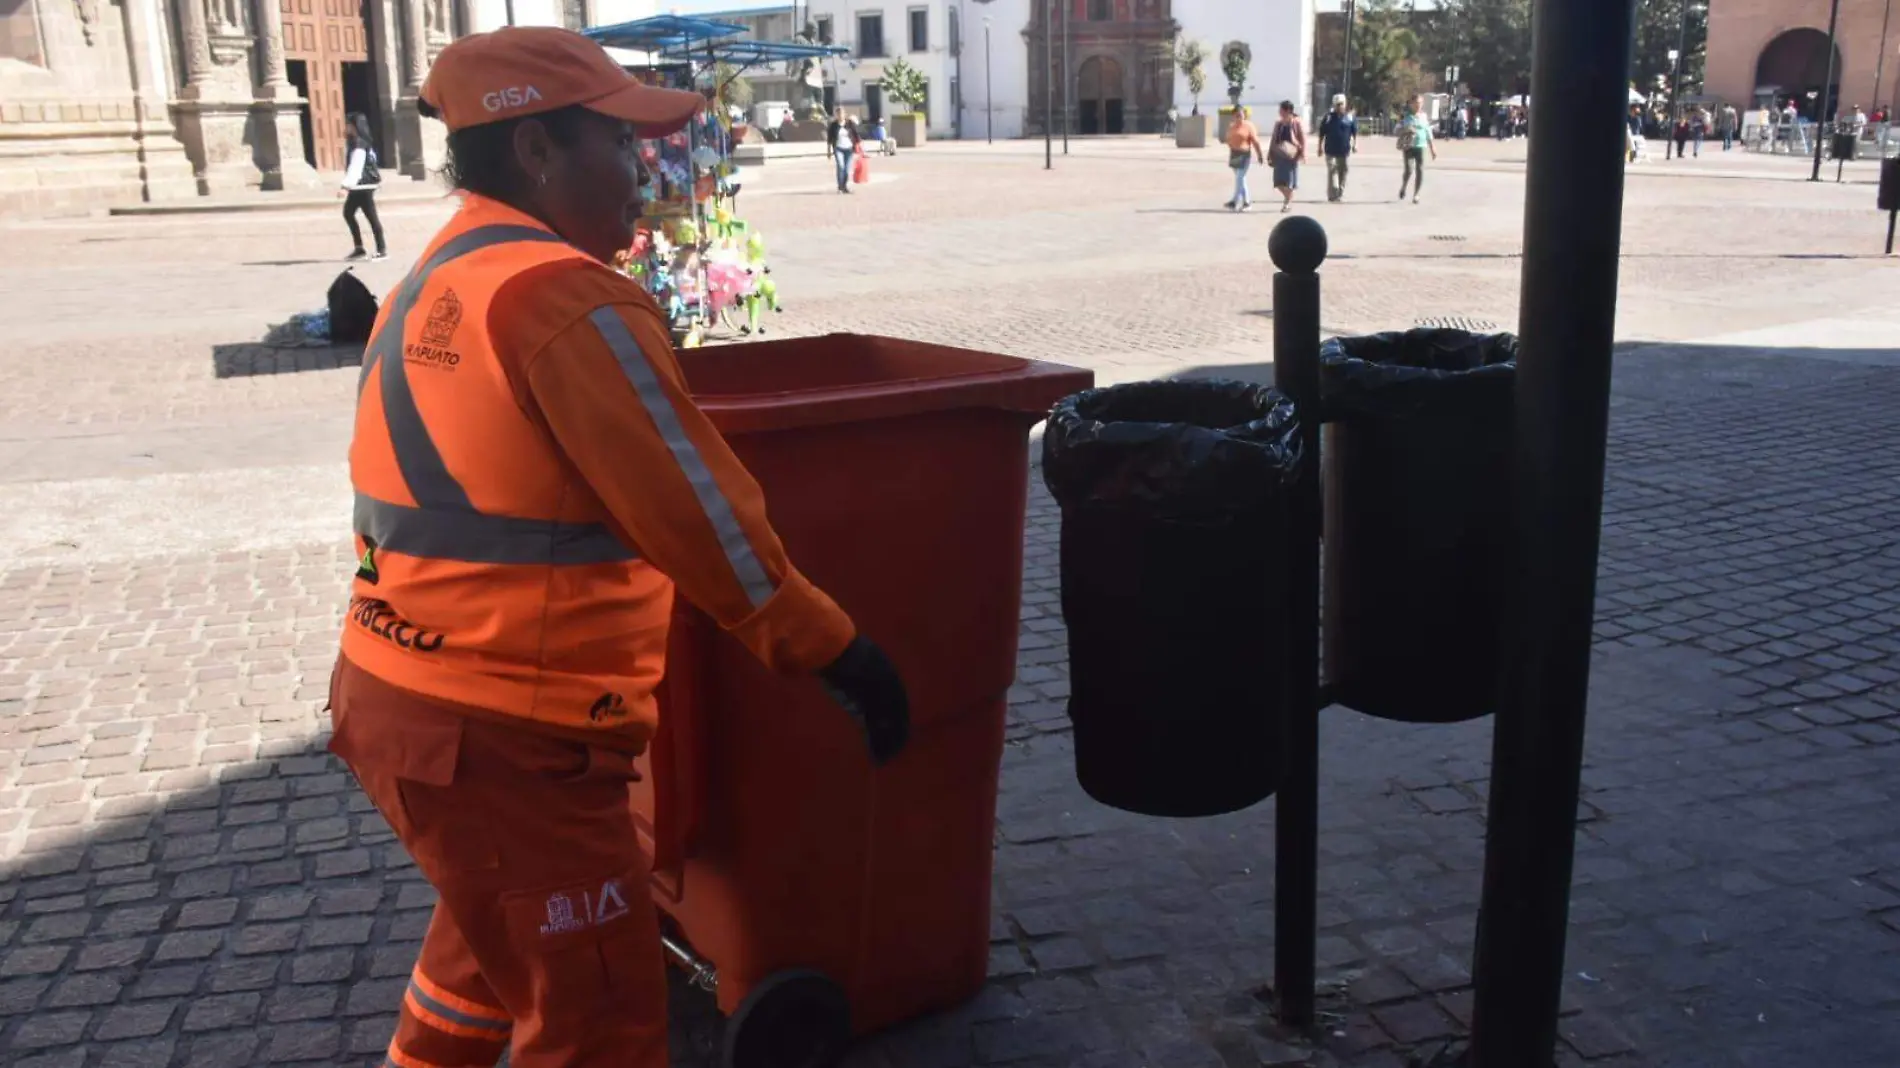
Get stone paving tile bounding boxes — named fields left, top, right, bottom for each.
left=5, top=345, right=1900, bottom=1065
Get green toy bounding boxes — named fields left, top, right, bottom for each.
left=743, top=274, right=782, bottom=335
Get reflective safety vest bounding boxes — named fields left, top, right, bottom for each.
left=343, top=209, right=670, bottom=739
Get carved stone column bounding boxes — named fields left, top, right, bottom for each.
left=251, top=0, right=324, bottom=191
left=175, top=0, right=218, bottom=98
left=393, top=0, right=445, bottom=180
left=170, top=0, right=269, bottom=193
left=120, top=0, right=202, bottom=202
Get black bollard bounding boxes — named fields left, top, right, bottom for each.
left=1268, top=215, right=1327, bottom=1029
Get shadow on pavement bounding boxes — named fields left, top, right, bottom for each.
left=0, top=736, right=729, bottom=1066
left=211, top=335, right=363, bottom=380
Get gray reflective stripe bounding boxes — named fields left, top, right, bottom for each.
left=406, top=979, right=512, bottom=1036
left=356, top=493, right=636, bottom=566
left=365, top=225, right=570, bottom=510
left=587, top=307, right=777, bottom=608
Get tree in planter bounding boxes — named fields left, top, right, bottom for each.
left=881, top=56, right=929, bottom=119
left=1219, top=41, right=1252, bottom=108
left=1174, top=38, right=1210, bottom=116
left=702, top=63, right=755, bottom=113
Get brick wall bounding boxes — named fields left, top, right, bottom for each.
left=1707, top=0, right=1900, bottom=113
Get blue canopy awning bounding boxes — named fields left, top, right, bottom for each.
left=584, top=14, right=748, bottom=52
left=710, top=41, right=849, bottom=63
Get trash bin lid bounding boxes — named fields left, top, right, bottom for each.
left=681, top=333, right=1093, bottom=434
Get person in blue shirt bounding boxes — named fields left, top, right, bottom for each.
left=1318, top=94, right=1358, bottom=203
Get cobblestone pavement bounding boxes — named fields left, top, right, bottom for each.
left=2, top=138, right=1899, bottom=1067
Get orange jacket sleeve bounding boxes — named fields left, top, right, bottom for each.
left=523, top=299, right=857, bottom=675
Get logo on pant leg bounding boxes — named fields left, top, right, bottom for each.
left=539, top=893, right=589, bottom=936
left=537, top=879, right=631, bottom=937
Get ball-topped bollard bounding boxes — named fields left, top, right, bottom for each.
left=1268, top=215, right=1329, bottom=275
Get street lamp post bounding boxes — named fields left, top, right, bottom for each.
left=984, top=16, right=993, bottom=144
left=1467, top=0, right=1638, bottom=1062
left=1873, top=0, right=1894, bottom=126
left=1340, top=0, right=1357, bottom=103
left=1811, top=0, right=1843, bottom=181
left=1044, top=0, right=1053, bottom=169
left=1061, top=0, right=1070, bottom=152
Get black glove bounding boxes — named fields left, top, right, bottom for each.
left=818, top=636, right=910, bottom=767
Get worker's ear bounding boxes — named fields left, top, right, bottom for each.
left=512, top=118, right=559, bottom=188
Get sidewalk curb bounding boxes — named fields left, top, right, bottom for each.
left=109, top=189, right=455, bottom=217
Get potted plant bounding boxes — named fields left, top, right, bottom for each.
left=1217, top=41, right=1251, bottom=140
left=1173, top=38, right=1214, bottom=148
left=881, top=57, right=930, bottom=148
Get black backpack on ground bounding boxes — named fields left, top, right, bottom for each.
left=328, top=269, right=379, bottom=345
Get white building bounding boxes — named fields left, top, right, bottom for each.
left=957, top=0, right=1033, bottom=140
left=803, top=0, right=970, bottom=137
left=1003, top=0, right=1316, bottom=140
left=1171, top=0, right=1314, bottom=124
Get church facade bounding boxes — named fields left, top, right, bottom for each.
left=0, top=0, right=653, bottom=215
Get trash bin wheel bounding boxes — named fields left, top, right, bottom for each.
left=719, top=968, right=851, bottom=1068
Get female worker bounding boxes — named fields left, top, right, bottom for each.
left=327, top=27, right=910, bottom=1068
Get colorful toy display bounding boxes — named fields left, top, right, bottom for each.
left=609, top=66, right=781, bottom=348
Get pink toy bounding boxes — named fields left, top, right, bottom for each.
left=703, top=261, right=752, bottom=324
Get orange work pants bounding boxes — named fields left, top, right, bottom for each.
left=327, top=656, right=668, bottom=1068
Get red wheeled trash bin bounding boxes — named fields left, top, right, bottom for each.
left=628, top=334, right=1092, bottom=1068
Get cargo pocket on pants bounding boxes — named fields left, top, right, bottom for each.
left=499, top=873, right=666, bottom=1052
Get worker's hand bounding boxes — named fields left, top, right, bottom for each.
left=818, top=636, right=910, bottom=766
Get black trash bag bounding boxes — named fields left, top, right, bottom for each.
left=1042, top=380, right=1302, bottom=818
left=1319, top=329, right=1516, bottom=725
left=328, top=269, right=380, bottom=345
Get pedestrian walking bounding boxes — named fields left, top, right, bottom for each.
left=1318, top=94, right=1357, bottom=203
left=1719, top=103, right=1737, bottom=150
left=1223, top=106, right=1265, bottom=211
left=339, top=113, right=386, bottom=261
left=341, top=26, right=910, bottom=1068
left=1268, top=101, right=1306, bottom=214
left=1396, top=95, right=1436, bottom=204
left=1670, top=115, right=1690, bottom=160
left=1165, top=105, right=1178, bottom=135
left=826, top=109, right=860, bottom=193
left=1690, top=107, right=1708, bottom=157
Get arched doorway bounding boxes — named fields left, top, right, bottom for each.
left=1754, top=28, right=1843, bottom=118
left=1076, top=56, right=1126, bottom=135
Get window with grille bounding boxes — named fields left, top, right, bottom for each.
left=562, top=0, right=586, bottom=30
left=0, top=0, right=44, bottom=66
left=857, top=13, right=884, bottom=57
left=815, top=15, right=832, bottom=42
left=948, top=8, right=959, bottom=56
left=1087, top=0, right=1111, bottom=20
left=908, top=7, right=927, bottom=52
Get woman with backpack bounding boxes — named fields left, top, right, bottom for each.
left=1397, top=96, right=1437, bottom=204
left=340, top=113, right=387, bottom=261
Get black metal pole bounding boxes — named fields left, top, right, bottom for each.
left=1061, top=0, right=1070, bottom=152
left=1874, top=0, right=1894, bottom=122
left=986, top=24, right=994, bottom=144
left=1340, top=0, right=1357, bottom=104
left=504, top=0, right=515, bottom=26
left=1268, top=215, right=1327, bottom=1032
left=1468, top=0, right=1635, bottom=1063
left=1888, top=210, right=1897, bottom=255
left=1811, top=0, right=1843, bottom=181
left=1668, top=4, right=1687, bottom=120
left=1044, top=0, right=1053, bottom=169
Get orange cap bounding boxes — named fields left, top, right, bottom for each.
left=421, top=26, right=703, bottom=136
